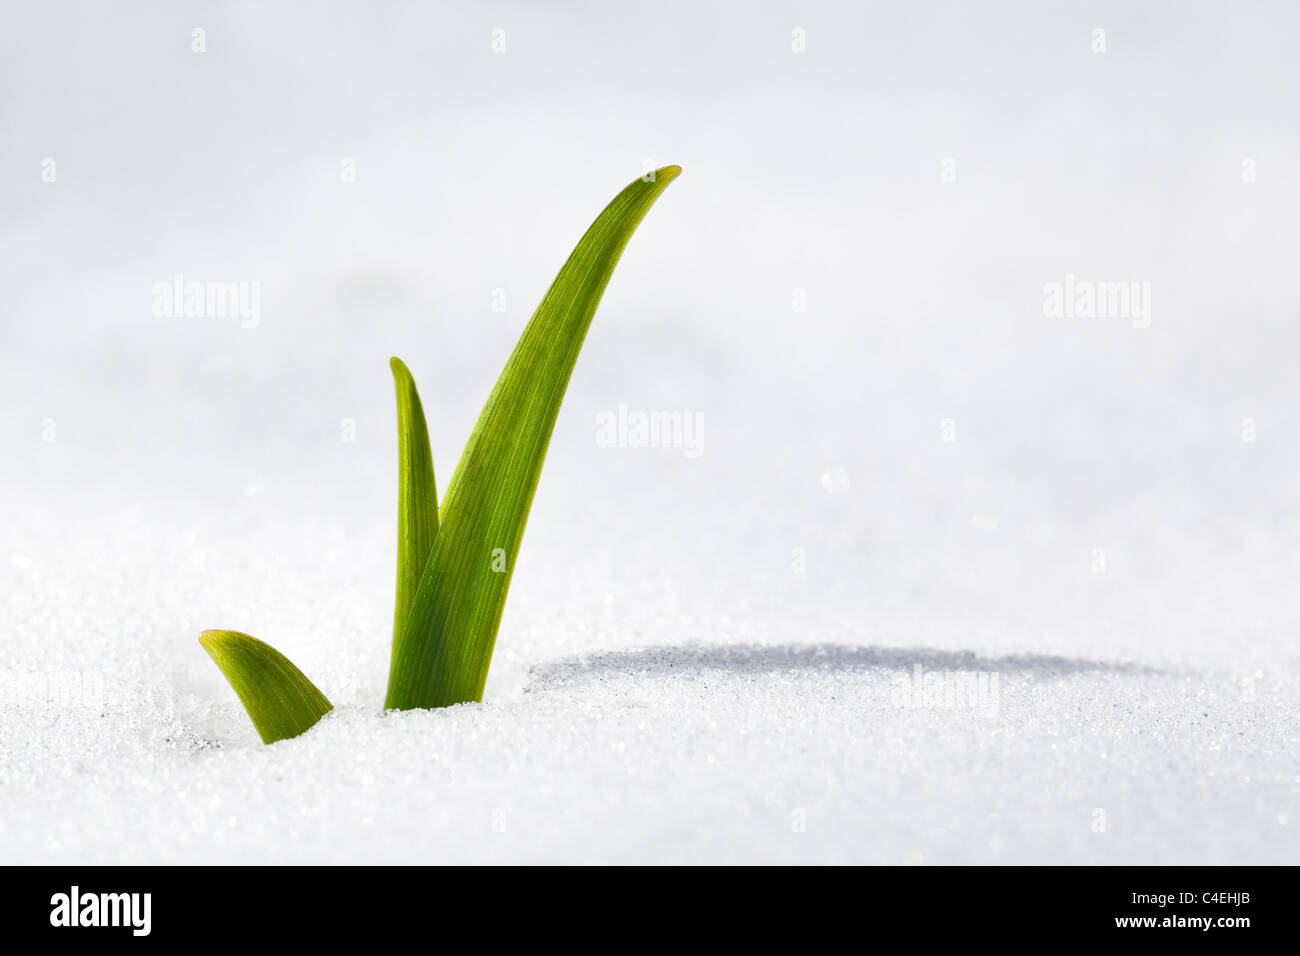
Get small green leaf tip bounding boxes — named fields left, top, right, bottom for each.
left=199, top=630, right=333, bottom=744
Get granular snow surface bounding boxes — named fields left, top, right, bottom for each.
left=3, top=481, right=1297, bottom=864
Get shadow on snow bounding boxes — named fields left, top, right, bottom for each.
left=528, top=642, right=1162, bottom=685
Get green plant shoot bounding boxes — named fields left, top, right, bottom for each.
left=199, top=165, right=683, bottom=740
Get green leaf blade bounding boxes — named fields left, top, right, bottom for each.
left=200, top=630, right=334, bottom=743
left=389, top=357, right=439, bottom=657
left=386, top=165, right=682, bottom=710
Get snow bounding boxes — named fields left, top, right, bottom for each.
left=3, top=469, right=1296, bottom=864
left=2, top=2, right=1299, bottom=864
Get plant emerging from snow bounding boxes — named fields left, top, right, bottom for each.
left=200, top=166, right=682, bottom=743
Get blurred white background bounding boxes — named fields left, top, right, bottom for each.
left=2, top=1, right=1298, bottom=864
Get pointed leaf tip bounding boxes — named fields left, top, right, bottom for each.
left=200, top=629, right=333, bottom=744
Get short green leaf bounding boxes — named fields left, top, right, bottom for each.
left=199, top=630, right=334, bottom=744
left=386, top=165, right=682, bottom=709
left=389, top=356, right=439, bottom=658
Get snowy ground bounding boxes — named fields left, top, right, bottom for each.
left=2, top=485, right=1296, bottom=864
left=2, top=2, right=1299, bottom=864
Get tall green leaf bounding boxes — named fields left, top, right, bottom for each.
left=386, top=165, right=682, bottom=709
left=199, top=630, right=333, bottom=743
left=389, top=356, right=439, bottom=656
